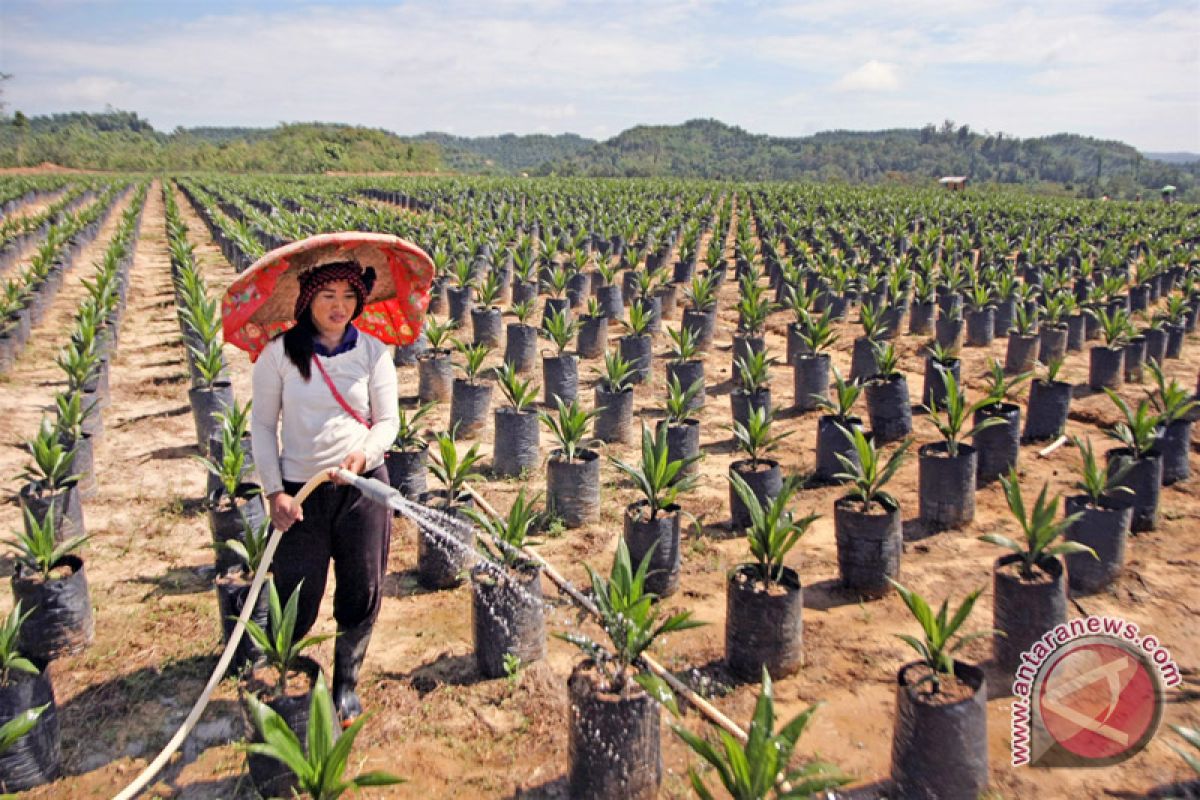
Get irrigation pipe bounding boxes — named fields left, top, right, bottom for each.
left=430, top=452, right=751, bottom=745
left=113, top=470, right=333, bottom=800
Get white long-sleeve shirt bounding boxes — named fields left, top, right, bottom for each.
left=251, top=332, right=399, bottom=495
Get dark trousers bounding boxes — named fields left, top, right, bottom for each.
left=278, top=465, right=391, bottom=639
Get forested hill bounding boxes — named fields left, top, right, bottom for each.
left=409, top=131, right=594, bottom=173
left=0, top=110, right=1196, bottom=199
left=540, top=118, right=1199, bottom=198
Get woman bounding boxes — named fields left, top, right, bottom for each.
left=251, top=260, right=399, bottom=724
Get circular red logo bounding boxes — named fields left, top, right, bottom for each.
left=1030, top=636, right=1163, bottom=766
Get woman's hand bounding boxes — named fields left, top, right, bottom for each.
left=268, top=492, right=304, bottom=532
left=330, top=450, right=368, bottom=485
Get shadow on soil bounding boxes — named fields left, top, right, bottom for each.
left=115, top=404, right=191, bottom=429
left=383, top=651, right=483, bottom=696
left=803, top=577, right=870, bottom=611
left=145, top=443, right=201, bottom=461
left=382, top=568, right=438, bottom=600
left=126, top=564, right=214, bottom=600
left=56, top=654, right=242, bottom=780
left=508, top=775, right=569, bottom=798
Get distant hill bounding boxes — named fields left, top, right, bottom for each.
left=0, top=110, right=1196, bottom=199
left=539, top=118, right=1199, bottom=199
left=410, top=131, right=595, bottom=173
left=1143, top=151, right=1200, bottom=165
left=0, top=115, right=440, bottom=172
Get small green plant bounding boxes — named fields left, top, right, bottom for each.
left=1093, top=306, right=1133, bottom=347
left=494, top=363, right=538, bottom=413
left=834, top=427, right=911, bottom=513
left=1011, top=302, right=1037, bottom=336
left=542, top=263, right=570, bottom=299
left=611, top=425, right=699, bottom=521
left=428, top=431, right=485, bottom=501
left=923, top=370, right=1005, bottom=456
left=1071, top=436, right=1134, bottom=506
left=1146, top=360, right=1198, bottom=424
left=1040, top=356, right=1065, bottom=384
left=463, top=488, right=542, bottom=568
left=816, top=367, right=862, bottom=421
left=218, top=512, right=272, bottom=575
left=241, top=672, right=403, bottom=799
left=451, top=255, right=474, bottom=289
left=980, top=358, right=1031, bottom=408
left=730, top=405, right=791, bottom=466
left=540, top=307, right=579, bottom=356
left=52, top=390, right=95, bottom=444
left=870, top=341, right=899, bottom=378
left=9, top=507, right=89, bottom=581
left=18, top=419, right=79, bottom=496
left=684, top=272, right=717, bottom=312
left=188, top=340, right=227, bottom=388
left=926, top=342, right=958, bottom=367
left=889, top=580, right=993, bottom=693
left=453, top=339, right=491, bottom=383
left=664, top=374, right=703, bottom=425
left=556, top=538, right=703, bottom=695
left=800, top=308, right=838, bottom=354
left=393, top=402, right=436, bottom=451
left=0, top=603, right=38, bottom=687
left=193, top=428, right=254, bottom=504
left=735, top=280, right=773, bottom=335
left=539, top=397, right=600, bottom=463
left=595, top=349, right=635, bottom=393
left=622, top=300, right=652, bottom=338
left=729, top=472, right=817, bottom=588
left=858, top=302, right=886, bottom=342
left=1103, top=390, right=1161, bottom=458
left=510, top=298, right=535, bottom=326
left=476, top=270, right=503, bottom=308
left=502, top=653, right=523, bottom=688
left=980, top=469, right=1094, bottom=578
left=667, top=325, right=702, bottom=363
left=734, top=349, right=774, bottom=393
left=424, top=318, right=457, bottom=351
left=674, top=667, right=849, bottom=800
left=584, top=296, right=603, bottom=319
left=242, top=580, right=335, bottom=697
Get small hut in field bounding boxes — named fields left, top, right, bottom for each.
left=938, top=176, right=968, bottom=191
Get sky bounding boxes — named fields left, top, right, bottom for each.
left=1, top=0, right=1198, bottom=152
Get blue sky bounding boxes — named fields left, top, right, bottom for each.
left=2, top=0, right=1197, bottom=151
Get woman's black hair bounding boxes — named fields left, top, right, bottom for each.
left=281, top=307, right=317, bottom=381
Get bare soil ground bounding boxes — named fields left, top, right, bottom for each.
left=0, top=181, right=1195, bottom=798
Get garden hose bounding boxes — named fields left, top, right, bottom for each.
left=113, top=469, right=334, bottom=800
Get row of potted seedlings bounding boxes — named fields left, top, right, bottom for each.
left=1, top=181, right=149, bottom=792
left=0, top=183, right=122, bottom=375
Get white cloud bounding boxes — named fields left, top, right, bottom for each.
left=0, top=0, right=1196, bottom=150
left=833, top=60, right=900, bottom=92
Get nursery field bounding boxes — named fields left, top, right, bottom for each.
left=0, top=174, right=1198, bottom=799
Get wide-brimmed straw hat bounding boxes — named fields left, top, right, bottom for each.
left=221, top=232, right=434, bottom=360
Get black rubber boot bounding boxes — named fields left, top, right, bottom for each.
left=332, top=623, right=372, bottom=727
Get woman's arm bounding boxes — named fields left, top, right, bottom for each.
left=250, top=344, right=287, bottom=497
left=360, top=341, right=400, bottom=467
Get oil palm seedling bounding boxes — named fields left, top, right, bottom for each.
left=1102, top=390, right=1163, bottom=531
left=449, top=339, right=493, bottom=438
left=674, top=667, right=848, bottom=800
left=8, top=509, right=93, bottom=662
left=984, top=470, right=1092, bottom=679
left=918, top=370, right=1004, bottom=530
left=726, top=472, right=816, bottom=680
left=973, top=358, right=1030, bottom=483
left=832, top=427, right=911, bottom=596
left=492, top=363, right=540, bottom=477
left=888, top=580, right=992, bottom=799
left=558, top=539, right=704, bottom=799
left=539, top=397, right=602, bottom=527
left=385, top=401, right=436, bottom=498
left=593, top=348, right=636, bottom=443
left=541, top=306, right=580, bottom=406
left=241, top=671, right=402, bottom=800
left=462, top=489, right=547, bottom=677
left=0, top=602, right=59, bottom=791
left=611, top=424, right=700, bottom=596
left=1146, top=360, right=1197, bottom=484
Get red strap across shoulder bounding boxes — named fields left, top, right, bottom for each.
left=312, top=355, right=370, bottom=427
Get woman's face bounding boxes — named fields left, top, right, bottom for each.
left=309, top=279, right=358, bottom=335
